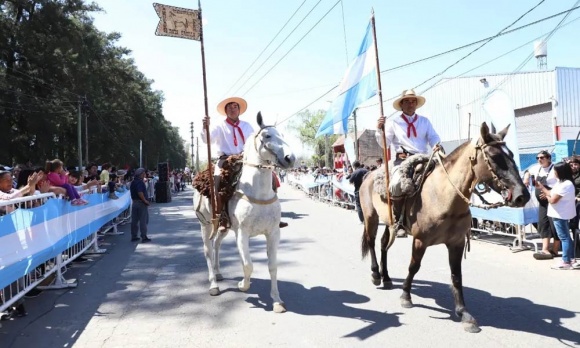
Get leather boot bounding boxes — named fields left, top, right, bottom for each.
left=392, top=200, right=407, bottom=238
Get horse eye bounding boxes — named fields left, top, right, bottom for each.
left=265, top=135, right=271, bottom=139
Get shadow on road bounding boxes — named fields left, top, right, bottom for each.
left=388, top=277, right=580, bottom=344
left=242, top=278, right=403, bottom=340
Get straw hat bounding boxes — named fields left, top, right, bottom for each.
left=392, top=89, right=426, bottom=111
left=216, top=97, right=247, bottom=116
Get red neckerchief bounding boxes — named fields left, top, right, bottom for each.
left=400, top=113, right=418, bottom=138
left=225, top=118, right=245, bottom=146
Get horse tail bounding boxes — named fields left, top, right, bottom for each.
left=361, top=227, right=370, bottom=259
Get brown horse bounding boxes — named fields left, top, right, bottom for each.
left=359, top=123, right=530, bottom=333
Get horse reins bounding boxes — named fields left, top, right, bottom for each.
left=436, top=139, right=509, bottom=210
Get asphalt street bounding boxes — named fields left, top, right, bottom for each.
left=1, top=184, right=579, bottom=348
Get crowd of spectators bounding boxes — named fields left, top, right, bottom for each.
left=0, top=160, right=170, bottom=321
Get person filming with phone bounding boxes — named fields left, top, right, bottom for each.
left=522, top=150, right=559, bottom=260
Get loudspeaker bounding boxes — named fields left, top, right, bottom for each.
left=158, top=162, right=169, bottom=182
left=155, top=181, right=172, bottom=203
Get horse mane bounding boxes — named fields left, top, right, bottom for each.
left=440, top=140, right=472, bottom=168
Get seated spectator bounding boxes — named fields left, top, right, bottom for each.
left=68, top=171, right=99, bottom=192
left=34, top=167, right=67, bottom=197
left=45, top=159, right=88, bottom=205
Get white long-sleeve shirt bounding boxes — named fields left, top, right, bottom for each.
left=376, top=113, right=441, bottom=155
left=201, top=118, right=255, bottom=156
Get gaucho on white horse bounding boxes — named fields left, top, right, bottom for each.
left=194, top=103, right=295, bottom=313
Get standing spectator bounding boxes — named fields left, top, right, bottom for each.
left=84, top=163, right=99, bottom=183
left=11, top=164, right=24, bottom=189
left=523, top=151, right=560, bottom=260
left=100, top=163, right=118, bottom=199
left=0, top=170, right=39, bottom=200
left=279, top=169, right=286, bottom=183
left=347, top=161, right=369, bottom=223
left=130, top=168, right=151, bottom=242
left=535, top=162, right=579, bottom=270
left=568, top=158, right=580, bottom=232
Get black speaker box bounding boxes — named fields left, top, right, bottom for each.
left=158, top=162, right=169, bottom=182
left=155, top=181, right=172, bottom=203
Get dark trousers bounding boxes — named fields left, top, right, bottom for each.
left=131, top=201, right=149, bottom=238
left=538, top=203, right=558, bottom=240
left=355, top=191, right=363, bottom=222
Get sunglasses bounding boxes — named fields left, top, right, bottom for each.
left=536, top=156, right=546, bottom=159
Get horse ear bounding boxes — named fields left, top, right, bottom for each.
left=490, top=122, right=496, bottom=134
left=480, top=122, right=490, bottom=140
left=498, top=124, right=511, bottom=140
left=257, top=111, right=264, bottom=129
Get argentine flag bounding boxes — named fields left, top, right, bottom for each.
left=316, top=23, right=377, bottom=137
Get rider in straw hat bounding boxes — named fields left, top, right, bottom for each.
left=201, top=97, right=288, bottom=230
left=376, top=89, right=441, bottom=237
left=201, top=97, right=254, bottom=229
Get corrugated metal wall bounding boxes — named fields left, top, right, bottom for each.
left=419, top=70, right=558, bottom=143
left=556, top=67, right=580, bottom=127
left=514, top=102, right=553, bottom=154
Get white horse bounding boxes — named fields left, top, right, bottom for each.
left=193, top=112, right=296, bottom=313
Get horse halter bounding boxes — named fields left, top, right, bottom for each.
left=438, top=138, right=510, bottom=210
left=243, top=126, right=280, bottom=170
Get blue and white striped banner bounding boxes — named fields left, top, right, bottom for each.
left=0, top=191, right=131, bottom=289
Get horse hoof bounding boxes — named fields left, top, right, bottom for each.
left=371, top=277, right=381, bottom=286
left=382, top=281, right=393, bottom=290
left=400, top=299, right=413, bottom=308
left=238, top=281, right=250, bottom=292
left=273, top=303, right=287, bottom=313
left=215, top=273, right=224, bottom=281
left=463, top=322, right=481, bottom=333
left=209, top=287, right=220, bottom=296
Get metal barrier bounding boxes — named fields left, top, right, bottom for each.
left=471, top=219, right=541, bottom=252
left=286, top=173, right=355, bottom=210
left=0, top=190, right=131, bottom=314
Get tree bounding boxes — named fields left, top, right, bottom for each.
left=287, top=109, right=338, bottom=167
left=0, top=0, right=187, bottom=169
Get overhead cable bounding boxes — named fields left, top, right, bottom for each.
left=222, top=0, right=308, bottom=97
left=231, top=0, right=326, bottom=96
left=241, top=0, right=342, bottom=97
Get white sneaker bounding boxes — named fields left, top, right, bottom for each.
left=551, top=262, right=572, bottom=270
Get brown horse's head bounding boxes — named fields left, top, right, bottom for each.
left=472, top=122, right=530, bottom=208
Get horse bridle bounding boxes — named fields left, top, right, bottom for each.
left=243, top=126, right=280, bottom=170
left=437, top=138, right=510, bottom=210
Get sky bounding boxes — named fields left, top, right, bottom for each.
left=91, top=0, right=580, bottom=160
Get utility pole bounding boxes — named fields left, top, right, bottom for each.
left=195, top=137, right=200, bottom=173
left=84, top=97, right=89, bottom=166
left=77, top=98, right=83, bottom=170
left=190, top=122, right=194, bottom=168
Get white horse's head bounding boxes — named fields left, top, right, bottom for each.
left=245, top=112, right=296, bottom=169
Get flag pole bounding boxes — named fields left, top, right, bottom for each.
left=198, top=0, right=218, bottom=224
left=371, top=9, right=394, bottom=226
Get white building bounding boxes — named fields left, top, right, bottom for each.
left=419, top=67, right=580, bottom=161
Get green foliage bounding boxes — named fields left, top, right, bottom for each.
left=287, top=109, right=338, bottom=167
left=0, top=0, right=187, bottom=169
